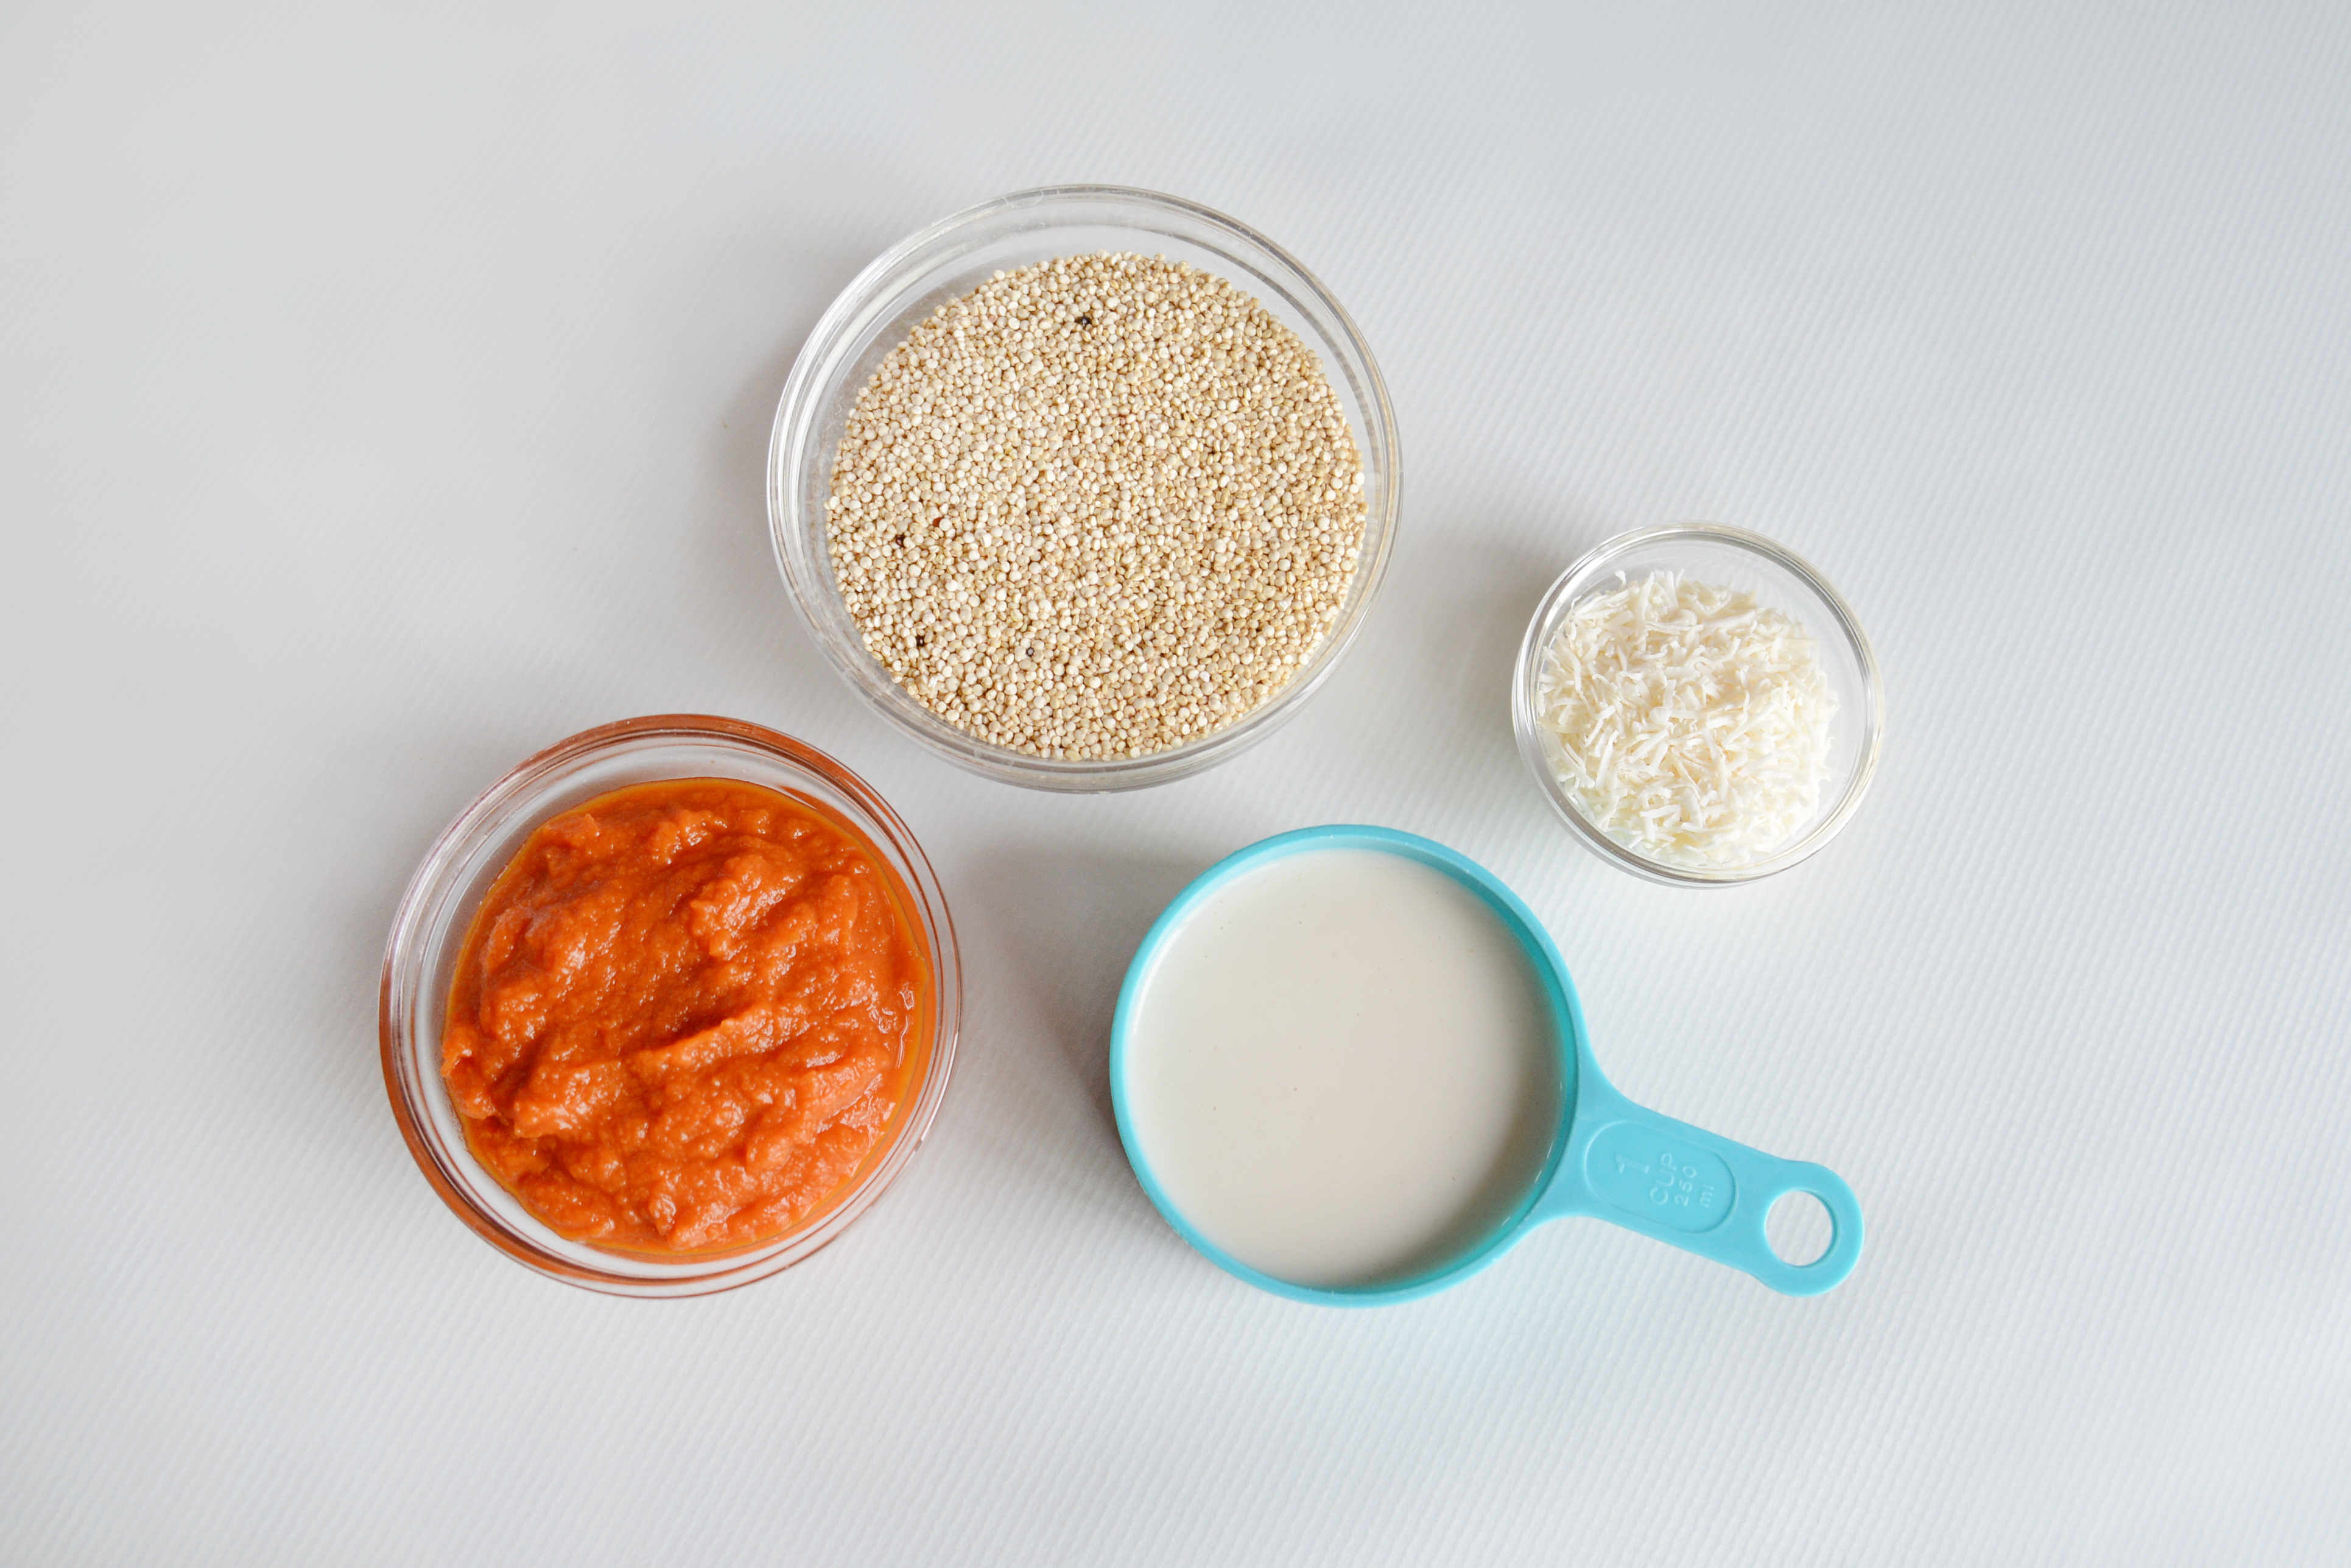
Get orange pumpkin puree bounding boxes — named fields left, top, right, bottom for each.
left=440, top=778, right=927, bottom=1254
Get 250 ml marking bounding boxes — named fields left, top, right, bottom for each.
left=1616, top=1151, right=1718, bottom=1212
left=1586, top=1125, right=1735, bottom=1233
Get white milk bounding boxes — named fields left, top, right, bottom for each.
left=1123, top=847, right=1564, bottom=1288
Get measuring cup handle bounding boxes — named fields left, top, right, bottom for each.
left=1537, top=1081, right=1864, bottom=1296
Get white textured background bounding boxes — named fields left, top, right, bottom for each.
left=5, top=2, right=2348, bottom=1562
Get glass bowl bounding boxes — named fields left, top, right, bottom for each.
left=379, top=715, right=961, bottom=1296
left=1511, top=524, right=1884, bottom=886
left=767, top=185, right=1402, bottom=792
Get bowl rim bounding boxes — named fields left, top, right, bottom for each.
left=1511, top=522, right=1885, bottom=886
left=378, top=713, right=963, bottom=1296
left=766, top=183, right=1402, bottom=792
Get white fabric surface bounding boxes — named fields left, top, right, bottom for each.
left=5, top=2, right=2348, bottom=1562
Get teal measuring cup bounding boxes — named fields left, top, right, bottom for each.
left=1109, top=826, right=1863, bottom=1305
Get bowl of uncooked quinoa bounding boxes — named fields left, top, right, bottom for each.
left=1512, top=524, right=1883, bottom=885
left=768, top=186, right=1400, bottom=790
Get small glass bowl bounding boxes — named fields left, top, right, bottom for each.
left=1512, top=524, right=1884, bottom=886
left=379, top=715, right=962, bottom=1296
left=767, top=185, right=1402, bottom=792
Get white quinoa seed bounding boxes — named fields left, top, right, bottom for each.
left=826, top=251, right=1369, bottom=762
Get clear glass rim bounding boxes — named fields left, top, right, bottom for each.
left=378, top=714, right=963, bottom=1296
left=1511, top=524, right=1885, bottom=887
left=767, top=183, right=1402, bottom=792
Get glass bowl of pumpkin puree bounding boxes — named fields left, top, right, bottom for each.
left=381, top=715, right=961, bottom=1296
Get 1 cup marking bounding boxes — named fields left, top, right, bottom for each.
left=1586, top=1124, right=1734, bottom=1234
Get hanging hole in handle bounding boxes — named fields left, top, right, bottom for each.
left=1766, top=1191, right=1835, bottom=1267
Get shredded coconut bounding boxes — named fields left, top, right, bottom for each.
left=1533, top=572, right=1835, bottom=870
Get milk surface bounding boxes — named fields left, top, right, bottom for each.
left=1123, top=848, right=1564, bottom=1287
